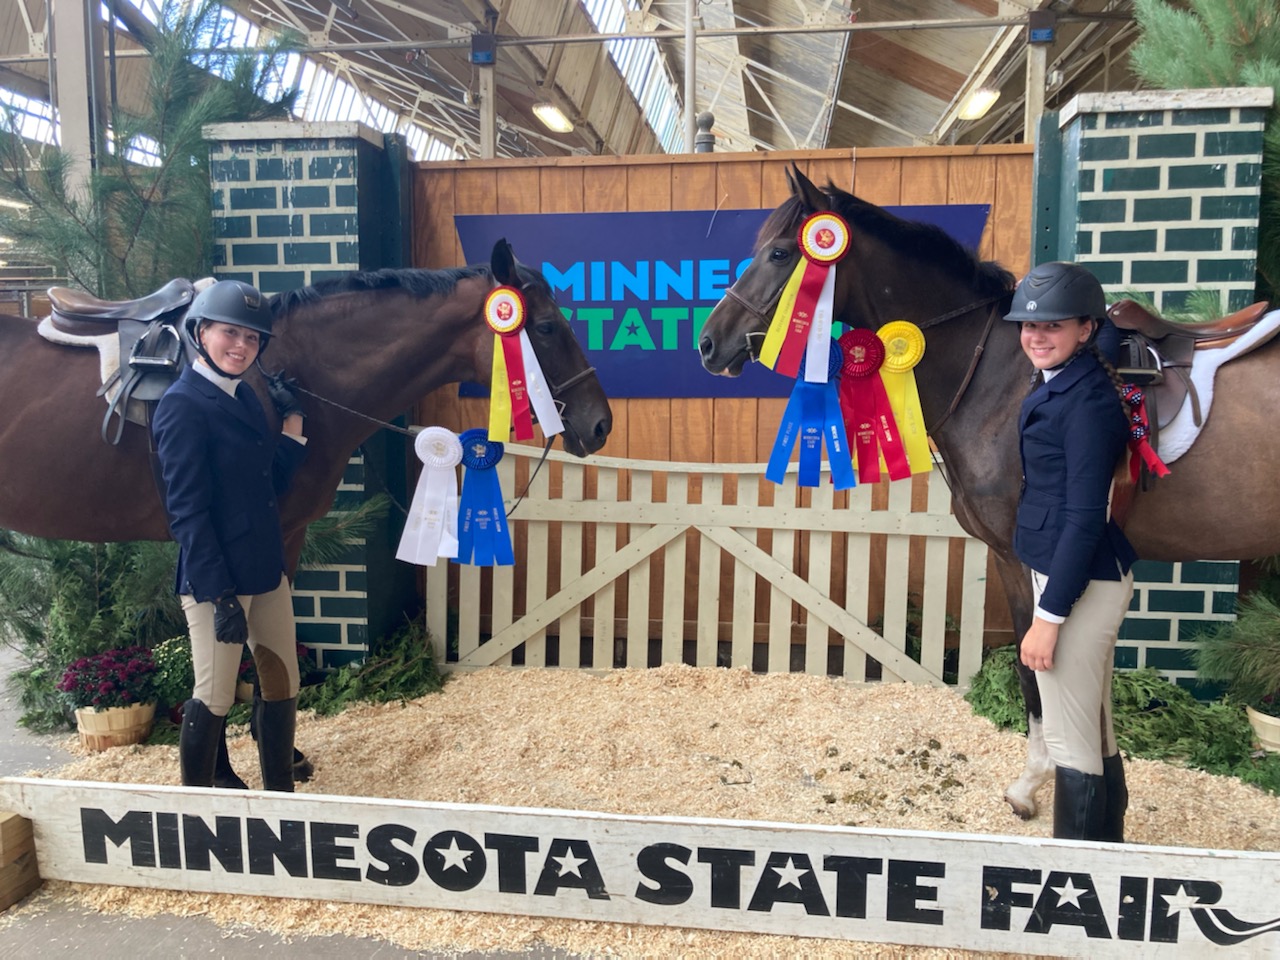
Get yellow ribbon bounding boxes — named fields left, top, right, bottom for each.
left=487, top=338, right=512, bottom=441
left=876, top=321, right=931, bottom=474
left=758, top=261, right=806, bottom=370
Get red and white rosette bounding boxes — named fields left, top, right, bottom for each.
left=485, top=286, right=564, bottom=443
left=396, top=427, right=463, bottom=566
left=837, top=329, right=911, bottom=484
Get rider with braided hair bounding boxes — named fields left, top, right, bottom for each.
left=1005, top=261, right=1138, bottom=843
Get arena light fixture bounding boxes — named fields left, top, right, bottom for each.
left=958, top=87, right=1001, bottom=121
left=532, top=102, right=574, bottom=133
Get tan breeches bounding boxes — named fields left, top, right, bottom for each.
left=1031, top=570, right=1134, bottom=775
left=181, top=574, right=300, bottom=717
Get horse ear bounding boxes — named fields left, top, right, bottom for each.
left=789, top=165, right=829, bottom=214
left=491, top=238, right=520, bottom=288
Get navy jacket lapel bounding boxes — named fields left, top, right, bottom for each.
left=181, top=366, right=264, bottom=435
left=1018, top=352, right=1099, bottom=432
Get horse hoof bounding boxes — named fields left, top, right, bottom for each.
left=1004, top=792, right=1036, bottom=821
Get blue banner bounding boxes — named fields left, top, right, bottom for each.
left=455, top=206, right=988, bottom=399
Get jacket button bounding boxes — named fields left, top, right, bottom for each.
left=267, top=500, right=275, bottom=507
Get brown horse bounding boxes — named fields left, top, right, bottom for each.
left=0, top=239, right=612, bottom=568
left=698, top=166, right=1280, bottom=821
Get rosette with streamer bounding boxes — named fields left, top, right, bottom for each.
left=395, top=427, right=462, bottom=567
left=1121, top=384, right=1171, bottom=482
left=485, top=287, right=565, bottom=444
left=759, top=212, right=850, bottom=380
left=876, top=320, right=932, bottom=475
left=456, top=427, right=515, bottom=566
left=837, top=328, right=911, bottom=484
left=765, top=339, right=856, bottom=489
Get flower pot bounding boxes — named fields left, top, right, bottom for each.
left=1246, top=705, right=1280, bottom=753
left=74, top=702, right=156, bottom=752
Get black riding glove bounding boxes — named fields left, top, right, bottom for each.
left=266, top=371, right=305, bottom=420
left=212, top=592, right=248, bottom=645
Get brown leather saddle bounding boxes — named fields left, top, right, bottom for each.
left=48, top=279, right=197, bottom=444
left=1106, top=298, right=1274, bottom=433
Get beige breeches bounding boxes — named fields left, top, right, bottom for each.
left=1030, top=570, right=1134, bottom=775
left=181, top=574, right=300, bottom=716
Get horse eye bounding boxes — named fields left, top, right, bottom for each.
left=535, top=321, right=556, bottom=336
left=768, top=246, right=790, bottom=263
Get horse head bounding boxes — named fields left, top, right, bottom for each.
left=699, top=164, right=834, bottom=376
left=490, top=239, right=612, bottom=457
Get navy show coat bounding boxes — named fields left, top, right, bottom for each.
left=1015, top=349, right=1137, bottom=618
left=152, top=365, right=307, bottom=602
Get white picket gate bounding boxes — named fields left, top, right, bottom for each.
left=425, top=447, right=988, bottom=688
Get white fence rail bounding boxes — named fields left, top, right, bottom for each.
left=425, top=447, right=987, bottom=688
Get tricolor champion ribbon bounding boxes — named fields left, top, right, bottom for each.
left=765, top=339, right=857, bottom=489
left=837, top=328, right=911, bottom=484
left=456, top=427, right=515, bottom=566
left=1121, top=384, right=1171, bottom=482
left=485, top=287, right=565, bottom=443
left=876, top=320, right=932, bottom=475
left=395, top=427, right=462, bottom=567
left=760, top=212, right=850, bottom=380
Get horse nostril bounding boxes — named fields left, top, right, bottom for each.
left=699, top=335, right=713, bottom=358
left=594, top=418, right=609, bottom=440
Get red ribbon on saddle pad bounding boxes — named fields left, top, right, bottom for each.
left=837, top=329, right=911, bottom=484
left=1121, top=384, right=1171, bottom=482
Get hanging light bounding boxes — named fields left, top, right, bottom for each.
left=958, top=87, right=1001, bottom=121
left=532, top=102, right=574, bottom=133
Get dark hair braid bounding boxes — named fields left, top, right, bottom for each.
left=1088, top=341, right=1130, bottom=407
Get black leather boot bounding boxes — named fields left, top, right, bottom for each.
left=179, top=699, right=222, bottom=787
left=250, top=688, right=312, bottom=782
left=1100, top=752, right=1128, bottom=843
left=255, top=697, right=297, bottom=792
left=213, top=730, right=248, bottom=790
left=1052, top=766, right=1107, bottom=841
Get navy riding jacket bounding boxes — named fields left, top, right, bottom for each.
left=1015, top=350, right=1138, bottom=618
left=152, top=365, right=307, bottom=602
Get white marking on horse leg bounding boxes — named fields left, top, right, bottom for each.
left=1004, top=716, right=1055, bottom=821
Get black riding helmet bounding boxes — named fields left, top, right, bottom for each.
left=1004, top=261, right=1107, bottom=324
left=185, top=279, right=273, bottom=376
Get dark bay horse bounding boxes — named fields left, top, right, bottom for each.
left=0, top=239, right=612, bottom=571
left=698, top=166, right=1280, bottom=821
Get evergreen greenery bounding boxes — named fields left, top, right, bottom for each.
left=0, top=0, right=297, bottom=296
left=1193, top=594, right=1280, bottom=715
left=1130, top=0, right=1280, bottom=301
left=966, top=647, right=1280, bottom=795
left=297, top=614, right=445, bottom=716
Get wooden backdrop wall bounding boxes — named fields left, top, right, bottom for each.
left=411, top=147, right=1034, bottom=647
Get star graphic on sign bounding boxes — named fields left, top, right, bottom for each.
left=553, top=849, right=588, bottom=877
left=1051, top=877, right=1087, bottom=909
left=771, top=857, right=809, bottom=889
left=435, top=838, right=473, bottom=872
left=625, top=321, right=640, bottom=335
left=1161, top=885, right=1203, bottom=915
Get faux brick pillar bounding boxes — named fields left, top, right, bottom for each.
left=204, top=121, right=417, bottom=669
left=1033, top=88, right=1275, bottom=691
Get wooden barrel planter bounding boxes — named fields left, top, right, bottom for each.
left=74, top=703, right=155, bottom=751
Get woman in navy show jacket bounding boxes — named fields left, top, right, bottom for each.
left=152, top=279, right=307, bottom=792
left=1006, top=261, right=1138, bottom=843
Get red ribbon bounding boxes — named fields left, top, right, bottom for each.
left=837, top=331, right=911, bottom=483
left=1122, top=384, right=1170, bottom=482
left=775, top=260, right=829, bottom=378
left=500, top=334, right=534, bottom=441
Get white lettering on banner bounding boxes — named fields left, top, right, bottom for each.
left=2, top=778, right=1278, bottom=957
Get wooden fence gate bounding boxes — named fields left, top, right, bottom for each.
left=426, top=447, right=987, bottom=689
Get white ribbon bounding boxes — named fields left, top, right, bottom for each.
left=396, top=427, right=463, bottom=567
left=803, top=266, right=837, bottom=384
left=518, top=328, right=565, bottom=437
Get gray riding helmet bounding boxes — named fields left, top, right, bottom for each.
left=1004, top=261, right=1107, bottom=324
left=185, top=279, right=273, bottom=348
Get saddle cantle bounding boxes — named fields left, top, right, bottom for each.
left=48, top=277, right=195, bottom=328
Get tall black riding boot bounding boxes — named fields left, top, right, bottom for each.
left=251, top=688, right=313, bottom=783
left=255, top=697, right=297, bottom=792
left=1100, top=752, right=1128, bottom=843
left=213, top=728, right=248, bottom=790
left=1052, top=766, right=1107, bottom=841
left=179, top=699, right=222, bottom=787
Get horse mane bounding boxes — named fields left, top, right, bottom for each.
left=270, top=265, right=491, bottom=315
left=758, top=184, right=1016, bottom=298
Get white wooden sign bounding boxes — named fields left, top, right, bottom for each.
left=1, top=777, right=1278, bottom=957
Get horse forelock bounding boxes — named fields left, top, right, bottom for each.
left=269, top=266, right=489, bottom=317
left=759, top=184, right=1015, bottom=299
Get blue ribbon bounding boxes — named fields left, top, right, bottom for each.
left=456, top=428, right=515, bottom=566
left=765, top=341, right=856, bottom=490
